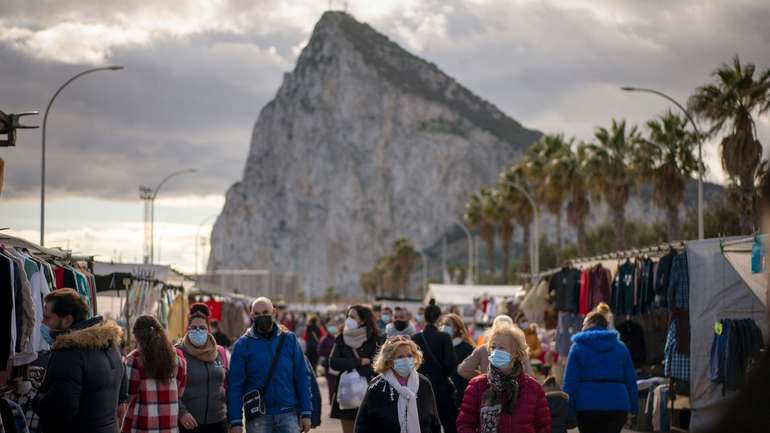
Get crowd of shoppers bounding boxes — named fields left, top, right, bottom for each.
left=22, top=289, right=646, bottom=433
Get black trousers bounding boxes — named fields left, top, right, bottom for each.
left=435, top=386, right=458, bottom=433
left=577, top=411, right=627, bottom=433
left=180, top=420, right=228, bottom=433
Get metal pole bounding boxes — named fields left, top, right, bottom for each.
left=453, top=220, right=473, bottom=284
left=195, top=214, right=219, bottom=275
left=620, top=86, right=704, bottom=240
left=40, top=66, right=124, bottom=245
left=501, top=180, right=539, bottom=284
left=149, top=169, right=196, bottom=263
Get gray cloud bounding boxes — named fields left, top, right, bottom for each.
left=2, top=0, right=770, bottom=200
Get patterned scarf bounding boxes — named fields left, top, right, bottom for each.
left=479, top=362, right=522, bottom=433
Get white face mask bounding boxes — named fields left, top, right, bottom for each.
left=452, top=337, right=463, bottom=347
left=345, top=317, right=359, bottom=330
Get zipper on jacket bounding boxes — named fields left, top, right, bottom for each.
left=204, top=361, right=210, bottom=424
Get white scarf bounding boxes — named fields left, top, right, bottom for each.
left=382, top=370, right=421, bottom=433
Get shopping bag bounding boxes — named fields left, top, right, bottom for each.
left=336, top=369, right=368, bottom=410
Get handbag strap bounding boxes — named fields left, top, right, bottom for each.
left=260, top=332, right=286, bottom=392
left=419, top=333, right=439, bottom=366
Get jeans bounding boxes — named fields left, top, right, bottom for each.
left=246, top=412, right=298, bottom=433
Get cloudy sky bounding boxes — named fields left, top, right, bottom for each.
left=2, top=0, right=769, bottom=273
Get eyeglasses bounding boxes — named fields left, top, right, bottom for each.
left=188, top=326, right=208, bottom=331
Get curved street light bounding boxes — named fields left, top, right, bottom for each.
left=452, top=219, right=474, bottom=285
left=142, top=169, right=197, bottom=263
left=40, top=65, right=124, bottom=245
left=620, top=86, right=704, bottom=240
left=500, top=178, right=540, bottom=284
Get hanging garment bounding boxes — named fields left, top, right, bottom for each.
left=664, top=319, right=689, bottom=381
left=611, top=261, right=635, bottom=315
left=617, top=320, right=647, bottom=365
left=0, top=252, right=14, bottom=370
left=586, top=265, right=611, bottom=311
left=167, top=293, right=189, bottom=342
left=555, top=312, right=583, bottom=356
left=710, top=318, right=764, bottom=393
left=203, top=298, right=223, bottom=321
left=5, top=250, right=36, bottom=366
left=2, top=399, right=28, bottom=433
left=520, top=279, right=550, bottom=326
left=667, top=253, right=689, bottom=311
left=578, top=270, right=590, bottom=315
left=549, top=267, right=581, bottom=312
left=654, top=250, right=676, bottom=308
left=651, top=384, right=670, bottom=432
left=637, top=258, right=656, bottom=314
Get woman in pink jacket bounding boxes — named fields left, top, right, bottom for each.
left=456, top=324, right=551, bottom=433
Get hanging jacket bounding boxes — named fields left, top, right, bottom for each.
left=563, top=327, right=638, bottom=413
left=456, top=372, right=551, bottom=433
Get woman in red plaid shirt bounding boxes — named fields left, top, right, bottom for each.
left=122, top=315, right=188, bottom=433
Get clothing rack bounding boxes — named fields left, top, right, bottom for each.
left=570, top=241, right=686, bottom=266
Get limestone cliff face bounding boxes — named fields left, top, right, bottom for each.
left=208, top=12, right=541, bottom=296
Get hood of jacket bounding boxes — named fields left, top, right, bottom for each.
left=52, top=317, right=123, bottom=351
left=571, top=328, right=620, bottom=353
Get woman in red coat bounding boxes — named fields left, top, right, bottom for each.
left=456, top=324, right=551, bottom=433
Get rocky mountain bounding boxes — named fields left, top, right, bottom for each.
left=207, top=11, right=541, bottom=297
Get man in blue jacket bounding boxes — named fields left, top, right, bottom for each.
left=228, top=297, right=312, bottom=433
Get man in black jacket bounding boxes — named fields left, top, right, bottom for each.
left=412, top=300, right=458, bottom=433
left=33, top=288, right=127, bottom=433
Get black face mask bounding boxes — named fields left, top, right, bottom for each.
left=394, top=320, right=409, bottom=331
left=253, top=315, right=274, bottom=334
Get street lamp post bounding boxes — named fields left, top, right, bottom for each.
left=195, top=214, right=219, bottom=275
left=140, top=169, right=196, bottom=264
left=453, top=220, right=474, bottom=285
left=40, top=66, right=124, bottom=245
left=621, top=86, right=704, bottom=240
left=500, top=179, right=539, bottom=284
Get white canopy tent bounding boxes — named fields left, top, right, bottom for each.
left=424, top=284, right=523, bottom=306
left=722, top=236, right=767, bottom=307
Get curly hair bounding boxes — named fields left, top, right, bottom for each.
left=485, top=323, right=528, bottom=363
left=133, top=315, right=177, bottom=381
left=373, top=336, right=424, bottom=374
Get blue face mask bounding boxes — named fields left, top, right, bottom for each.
left=188, top=329, right=209, bottom=347
left=488, top=349, right=512, bottom=369
left=441, top=325, right=454, bottom=336
left=40, top=323, right=55, bottom=345
left=327, top=325, right=338, bottom=334
left=382, top=314, right=391, bottom=323
left=393, top=357, right=415, bottom=376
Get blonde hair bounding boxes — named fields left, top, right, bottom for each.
left=485, top=323, right=528, bottom=362
left=373, top=336, right=423, bottom=374
left=440, top=313, right=474, bottom=346
left=594, top=302, right=611, bottom=317
left=492, top=314, right=513, bottom=328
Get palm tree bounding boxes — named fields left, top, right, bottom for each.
left=465, top=187, right=498, bottom=278
left=634, top=111, right=700, bottom=241
left=565, top=143, right=591, bottom=256
left=688, top=56, right=770, bottom=232
left=499, top=162, right=536, bottom=274
left=392, top=238, right=419, bottom=298
left=527, top=134, right=573, bottom=263
left=582, top=119, right=641, bottom=250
